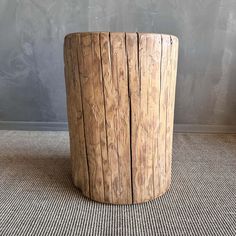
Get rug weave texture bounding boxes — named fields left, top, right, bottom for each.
left=1, top=131, right=235, bottom=235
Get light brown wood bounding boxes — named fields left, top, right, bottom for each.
left=64, top=36, right=90, bottom=198
left=64, top=32, right=178, bottom=204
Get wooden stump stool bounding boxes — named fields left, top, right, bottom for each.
left=64, top=32, right=178, bottom=204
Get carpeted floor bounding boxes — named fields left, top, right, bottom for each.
left=0, top=131, right=235, bottom=236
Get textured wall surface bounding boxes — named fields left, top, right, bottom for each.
left=0, top=0, right=236, bottom=126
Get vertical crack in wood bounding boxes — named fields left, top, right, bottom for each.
left=159, top=35, right=163, bottom=194
left=167, top=35, right=173, bottom=184
left=125, top=33, right=134, bottom=203
left=146, top=37, right=149, bottom=115
left=90, top=34, right=95, bottom=199
left=108, top=33, right=113, bottom=75
left=108, top=32, right=115, bottom=203
left=152, top=38, right=156, bottom=197
left=165, top=37, right=169, bottom=177
left=94, top=33, right=105, bottom=201
left=77, top=34, right=91, bottom=198
left=115, top=41, right=121, bottom=202
left=99, top=131, right=105, bottom=200
left=159, top=35, right=163, bottom=118
left=152, top=109, right=155, bottom=198
left=144, top=36, right=147, bottom=201
left=99, top=33, right=109, bottom=201
left=165, top=35, right=172, bottom=177
left=136, top=33, right=141, bottom=96
left=136, top=32, right=141, bottom=202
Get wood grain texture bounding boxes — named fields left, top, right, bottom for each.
left=64, top=32, right=178, bottom=204
left=64, top=36, right=90, bottom=198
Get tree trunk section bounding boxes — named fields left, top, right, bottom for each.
left=64, top=32, right=178, bottom=204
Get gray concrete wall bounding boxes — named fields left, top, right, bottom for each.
left=0, top=0, right=236, bottom=130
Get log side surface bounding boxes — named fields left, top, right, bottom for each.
left=64, top=32, right=178, bottom=204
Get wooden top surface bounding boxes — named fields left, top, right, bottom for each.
left=64, top=32, right=178, bottom=41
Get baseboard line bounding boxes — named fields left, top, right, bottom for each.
left=0, top=121, right=68, bottom=131
left=174, top=124, right=236, bottom=134
left=0, top=121, right=235, bottom=134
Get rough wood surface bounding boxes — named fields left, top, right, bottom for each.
left=64, top=32, right=178, bottom=204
